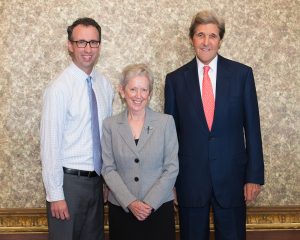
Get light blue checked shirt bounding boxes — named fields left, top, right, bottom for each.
left=40, top=62, right=114, bottom=202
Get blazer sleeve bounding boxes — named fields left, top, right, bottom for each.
left=143, top=115, right=179, bottom=210
left=101, top=119, right=137, bottom=211
left=243, top=68, right=264, bottom=184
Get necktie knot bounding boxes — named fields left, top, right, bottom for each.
left=86, top=76, right=92, bottom=86
left=203, top=65, right=210, bottom=74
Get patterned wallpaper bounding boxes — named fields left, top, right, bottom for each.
left=0, top=0, right=299, bottom=207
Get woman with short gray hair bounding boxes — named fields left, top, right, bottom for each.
left=101, top=63, right=179, bottom=240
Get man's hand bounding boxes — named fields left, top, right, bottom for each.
left=103, top=184, right=109, bottom=204
left=128, top=200, right=152, bottom=221
left=244, top=183, right=261, bottom=204
left=173, top=187, right=178, bottom=206
left=50, top=200, right=70, bottom=220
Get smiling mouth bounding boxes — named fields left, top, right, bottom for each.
left=82, top=55, right=92, bottom=61
left=200, top=47, right=210, bottom=52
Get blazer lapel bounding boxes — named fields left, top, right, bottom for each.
left=136, top=107, right=156, bottom=152
left=116, top=110, right=139, bottom=156
left=185, top=58, right=209, bottom=134
left=212, top=55, right=230, bottom=133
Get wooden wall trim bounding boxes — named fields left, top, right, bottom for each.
left=0, top=206, right=299, bottom=233
left=246, top=206, right=300, bottom=230
left=0, top=208, right=47, bottom=233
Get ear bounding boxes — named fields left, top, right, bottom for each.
left=189, top=37, right=194, bottom=46
left=218, top=39, right=223, bottom=49
left=148, top=91, right=153, bottom=100
left=67, top=40, right=74, bottom=54
left=118, top=85, right=125, bottom=98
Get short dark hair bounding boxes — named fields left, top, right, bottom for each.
left=67, top=17, right=101, bottom=42
left=189, top=10, right=225, bottom=40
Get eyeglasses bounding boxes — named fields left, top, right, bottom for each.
left=70, top=40, right=100, bottom=48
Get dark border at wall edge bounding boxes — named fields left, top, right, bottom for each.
left=0, top=206, right=299, bottom=233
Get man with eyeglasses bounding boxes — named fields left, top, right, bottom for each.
left=40, top=17, right=113, bottom=240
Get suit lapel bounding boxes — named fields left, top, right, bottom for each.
left=116, top=110, right=139, bottom=156
left=212, top=55, right=230, bottom=133
left=116, top=108, right=157, bottom=155
left=136, top=108, right=156, bottom=152
left=185, top=58, right=209, bottom=134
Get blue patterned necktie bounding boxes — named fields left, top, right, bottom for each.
left=86, top=76, right=101, bottom=175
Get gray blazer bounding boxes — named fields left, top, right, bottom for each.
left=101, top=107, right=179, bottom=212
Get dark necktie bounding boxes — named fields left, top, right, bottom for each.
left=86, top=76, right=101, bottom=175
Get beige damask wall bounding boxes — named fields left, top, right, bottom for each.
left=0, top=0, right=299, bottom=208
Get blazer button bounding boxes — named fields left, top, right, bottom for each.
left=134, top=158, right=139, bottom=163
left=134, top=177, right=139, bottom=182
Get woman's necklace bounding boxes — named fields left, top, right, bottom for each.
left=128, top=111, right=145, bottom=139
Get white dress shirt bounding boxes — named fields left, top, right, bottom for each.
left=197, top=55, right=218, bottom=97
left=40, top=62, right=114, bottom=202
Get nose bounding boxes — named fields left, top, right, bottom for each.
left=84, top=43, right=92, bottom=52
left=203, top=35, right=209, bottom=46
left=136, top=90, right=142, bottom=98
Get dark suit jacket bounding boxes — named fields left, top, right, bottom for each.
left=164, top=55, right=264, bottom=208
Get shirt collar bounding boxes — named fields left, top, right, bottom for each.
left=196, top=55, right=218, bottom=73
left=70, top=61, right=96, bottom=81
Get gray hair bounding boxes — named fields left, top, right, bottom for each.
left=189, top=10, right=225, bottom=40
left=120, top=63, right=154, bottom=93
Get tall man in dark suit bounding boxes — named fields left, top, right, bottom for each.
left=164, top=10, right=264, bottom=240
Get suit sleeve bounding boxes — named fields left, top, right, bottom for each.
left=243, top=68, right=264, bottom=185
left=101, top=119, right=137, bottom=211
left=164, top=74, right=177, bottom=120
left=143, top=116, right=179, bottom=210
left=164, top=73, right=181, bottom=189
